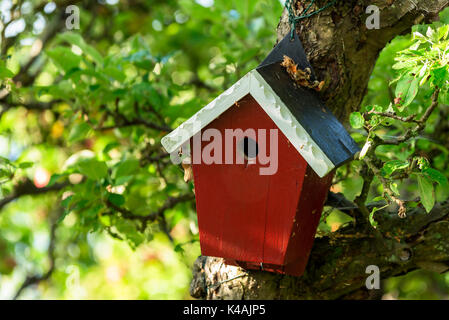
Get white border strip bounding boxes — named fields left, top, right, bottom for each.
left=161, top=72, right=251, bottom=154
left=161, top=70, right=335, bottom=178
left=250, top=71, right=334, bottom=177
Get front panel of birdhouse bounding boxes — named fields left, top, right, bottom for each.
left=191, top=94, right=332, bottom=276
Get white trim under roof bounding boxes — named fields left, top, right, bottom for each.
left=161, top=70, right=334, bottom=178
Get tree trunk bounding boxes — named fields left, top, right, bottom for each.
left=278, top=0, right=448, bottom=122
left=189, top=0, right=449, bottom=300
left=190, top=201, right=449, bottom=299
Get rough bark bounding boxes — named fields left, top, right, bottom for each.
left=277, top=0, right=449, bottom=122
left=190, top=0, right=449, bottom=300
left=190, top=200, right=449, bottom=300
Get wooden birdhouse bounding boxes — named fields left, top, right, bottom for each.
left=161, top=34, right=360, bottom=277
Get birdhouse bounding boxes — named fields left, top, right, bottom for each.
left=161, top=33, right=360, bottom=277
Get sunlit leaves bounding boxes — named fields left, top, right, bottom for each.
left=358, top=23, right=449, bottom=219
left=114, top=159, right=140, bottom=179
left=392, top=59, right=417, bottom=71
left=46, top=47, right=82, bottom=73
left=114, top=218, right=145, bottom=248
left=390, top=182, right=400, bottom=195
left=68, top=122, right=91, bottom=143
left=103, top=66, right=126, bottom=83
left=77, top=159, right=108, bottom=180
left=438, top=24, right=449, bottom=40
left=0, top=60, right=14, bottom=80
left=381, top=160, right=410, bottom=178
left=394, top=24, right=449, bottom=98
left=369, top=206, right=382, bottom=228
left=0, top=157, right=33, bottom=186
left=417, top=174, right=435, bottom=213
left=123, top=49, right=155, bottom=71
left=56, top=32, right=104, bottom=65
left=108, top=192, right=125, bottom=206
left=0, top=0, right=287, bottom=298
left=395, top=76, right=419, bottom=109
left=350, top=112, right=364, bottom=129
left=18, top=162, right=33, bottom=169
left=422, top=167, right=449, bottom=188
left=430, top=66, right=448, bottom=88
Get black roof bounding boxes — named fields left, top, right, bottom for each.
left=256, top=34, right=360, bottom=167
left=259, top=32, right=317, bottom=81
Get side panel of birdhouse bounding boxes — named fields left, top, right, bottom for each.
left=283, top=167, right=334, bottom=276
left=230, top=167, right=333, bottom=276
left=191, top=94, right=308, bottom=265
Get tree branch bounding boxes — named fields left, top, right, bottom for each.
left=105, top=193, right=195, bottom=236
left=191, top=200, right=449, bottom=300
left=13, top=207, right=61, bottom=299
left=191, top=0, right=449, bottom=300
left=0, top=179, right=69, bottom=211
left=374, top=88, right=440, bottom=146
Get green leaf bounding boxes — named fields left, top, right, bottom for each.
left=58, top=32, right=104, bottom=65
left=349, top=112, right=364, bottom=129
left=47, top=173, right=65, bottom=187
left=371, top=196, right=385, bottom=202
left=417, top=174, right=435, bottom=213
left=430, top=66, right=448, bottom=88
left=365, top=105, right=383, bottom=113
left=108, top=193, right=125, bottom=206
left=426, top=26, right=436, bottom=39
left=0, top=168, right=10, bottom=178
left=59, top=195, right=74, bottom=222
left=46, top=47, right=82, bottom=73
left=174, top=243, right=185, bottom=254
left=369, top=207, right=380, bottom=228
left=103, top=142, right=120, bottom=154
left=124, top=49, right=154, bottom=70
left=392, top=60, right=417, bottom=70
left=423, top=167, right=449, bottom=187
left=114, top=175, right=134, bottom=186
left=0, top=156, right=12, bottom=165
left=381, top=160, right=409, bottom=177
left=114, top=159, right=140, bottom=179
left=438, top=25, right=449, bottom=40
left=18, top=162, right=33, bottom=169
left=369, top=115, right=381, bottom=127
left=103, top=66, right=126, bottom=83
left=390, top=182, right=400, bottom=195
left=439, top=90, right=449, bottom=105
left=0, top=59, right=14, bottom=79
left=0, top=66, right=14, bottom=79
left=412, top=31, right=426, bottom=40
left=77, top=159, right=108, bottom=180
left=68, top=122, right=91, bottom=143
left=395, top=76, right=419, bottom=108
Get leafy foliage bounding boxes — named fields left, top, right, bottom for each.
left=1, top=0, right=449, bottom=300
left=0, top=0, right=280, bottom=299
left=347, top=22, right=449, bottom=219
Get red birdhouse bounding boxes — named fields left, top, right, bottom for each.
left=162, top=34, right=359, bottom=277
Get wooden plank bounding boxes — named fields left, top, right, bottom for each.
left=283, top=167, right=334, bottom=276
left=193, top=94, right=309, bottom=264
left=192, top=94, right=331, bottom=276
left=192, top=94, right=272, bottom=262
left=262, top=134, right=307, bottom=265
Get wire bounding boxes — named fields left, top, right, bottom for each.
left=285, top=0, right=337, bottom=38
